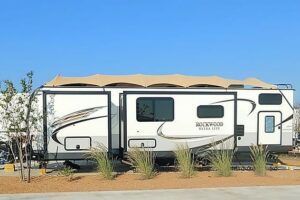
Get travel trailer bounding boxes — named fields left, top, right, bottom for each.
left=31, top=74, right=294, bottom=161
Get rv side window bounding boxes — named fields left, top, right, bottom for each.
left=259, top=94, right=282, bottom=105
left=197, top=105, right=224, bottom=118
left=136, top=97, right=174, bottom=122
left=265, top=116, right=275, bottom=133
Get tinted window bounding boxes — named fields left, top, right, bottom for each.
left=136, top=97, right=174, bottom=122
left=197, top=105, right=224, bottom=118
left=259, top=94, right=282, bottom=105
left=265, top=116, right=275, bottom=133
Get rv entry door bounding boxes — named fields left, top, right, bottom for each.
left=258, top=111, right=282, bottom=145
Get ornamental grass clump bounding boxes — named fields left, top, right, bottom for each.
left=86, top=144, right=114, bottom=180
left=128, top=147, right=156, bottom=179
left=59, top=166, right=74, bottom=181
left=174, top=144, right=195, bottom=178
left=250, top=145, right=268, bottom=176
left=208, top=143, right=234, bottom=177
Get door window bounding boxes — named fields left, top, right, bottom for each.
left=265, top=116, right=275, bottom=133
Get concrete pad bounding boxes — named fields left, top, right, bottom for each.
left=0, top=185, right=300, bottom=200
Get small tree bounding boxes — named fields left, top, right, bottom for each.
left=293, top=107, right=300, bottom=147
left=294, top=112, right=300, bottom=133
left=0, top=72, right=41, bottom=182
left=0, top=81, right=18, bottom=169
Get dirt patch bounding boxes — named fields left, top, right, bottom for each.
left=279, top=155, right=300, bottom=166
left=0, top=171, right=300, bottom=194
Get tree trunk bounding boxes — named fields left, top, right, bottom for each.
left=8, top=141, right=17, bottom=163
left=8, top=141, right=19, bottom=179
left=25, top=90, right=36, bottom=184
left=16, top=138, right=25, bottom=181
left=24, top=145, right=29, bottom=182
left=24, top=139, right=32, bottom=183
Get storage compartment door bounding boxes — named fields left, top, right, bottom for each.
left=65, top=137, right=91, bottom=150
left=128, top=139, right=156, bottom=148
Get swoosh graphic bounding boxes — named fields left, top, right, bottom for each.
left=157, top=122, right=217, bottom=140
left=156, top=122, right=234, bottom=152
left=50, top=106, right=107, bottom=145
left=212, top=98, right=256, bottom=115
left=51, top=116, right=108, bottom=145
left=194, top=135, right=235, bottom=153
left=275, top=114, right=293, bottom=127
left=51, top=106, right=107, bottom=128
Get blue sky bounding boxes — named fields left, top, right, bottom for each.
left=0, top=1, right=299, bottom=102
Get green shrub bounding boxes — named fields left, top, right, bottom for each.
left=128, top=147, right=156, bottom=179
left=59, top=166, right=74, bottom=181
left=250, top=145, right=267, bottom=176
left=87, top=144, right=114, bottom=180
left=208, top=143, right=234, bottom=177
left=174, top=144, right=195, bottom=178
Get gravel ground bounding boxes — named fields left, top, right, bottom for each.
left=0, top=170, right=300, bottom=194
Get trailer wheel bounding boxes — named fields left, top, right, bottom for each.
left=195, top=154, right=210, bottom=166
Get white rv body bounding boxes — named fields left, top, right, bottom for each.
left=40, top=91, right=110, bottom=160
left=36, top=86, right=294, bottom=160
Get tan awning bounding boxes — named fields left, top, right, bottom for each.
left=45, top=74, right=277, bottom=89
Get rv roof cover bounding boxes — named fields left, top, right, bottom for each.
left=45, top=74, right=276, bottom=89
